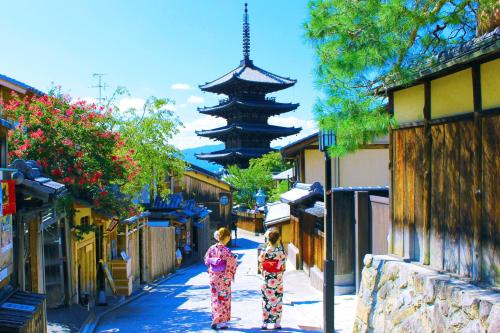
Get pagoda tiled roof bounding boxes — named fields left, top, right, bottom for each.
left=196, top=123, right=301, bottom=139
left=199, top=61, right=297, bottom=95
left=198, top=98, right=299, bottom=117
left=195, top=147, right=274, bottom=161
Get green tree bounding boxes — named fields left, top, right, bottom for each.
left=117, top=97, right=185, bottom=198
left=305, top=0, right=498, bottom=157
left=225, top=152, right=291, bottom=207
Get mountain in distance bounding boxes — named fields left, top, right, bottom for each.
left=181, top=144, right=284, bottom=173
left=181, top=144, right=224, bottom=173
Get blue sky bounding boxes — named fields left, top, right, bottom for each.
left=0, top=0, right=319, bottom=149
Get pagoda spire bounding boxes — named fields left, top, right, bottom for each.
left=242, top=3, right=251, bottom=65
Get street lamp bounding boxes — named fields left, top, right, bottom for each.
left=319, top=130, right=335, bottom=333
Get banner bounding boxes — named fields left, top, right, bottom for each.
left=2, top=180, right=16, bottom=215
left=0, top=215, right=13, bottom=283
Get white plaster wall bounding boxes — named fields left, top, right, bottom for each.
left=339, top=149, right=389, bottom=187
left=304, top=149, right=325, bottom=186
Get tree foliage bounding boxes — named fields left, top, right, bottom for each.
left=305, top=0, right=498, bottom=157
left=117, top=97, right=185, bottom=198
left=1, top=89, right=137, bottom=218
left=225, top=152, right=291, bottom=207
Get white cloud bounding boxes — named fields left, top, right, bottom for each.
left=118, top=97, right=176, bottom=112
left=269, top=116, right=318, bottom=148
left=171, top=116, right=226, bottom=150
left=187, top=95, right=204, bottom=105
left=118, top=98, right=145, bottom=111
left=171, top=83, right=192, bottom=90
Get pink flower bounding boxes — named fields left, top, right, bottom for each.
left=268, top=279, right=278, bottom=288
left=30, top=128, right=44, bottom=139
left=269, top=296, right=278, bottom=306
left=264, top=289, right=274, bottom=298
left=65, top=109, right=74, bottom=117
left=62, top=138, right=74, bottom=146
left=277, top=285, right=284, bottom=294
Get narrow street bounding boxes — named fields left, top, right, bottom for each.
left=94, top=232, right=356, bottom=333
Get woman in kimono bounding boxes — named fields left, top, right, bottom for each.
left=204, top=227, right=238, bottom=330
left=259, top=228, right=287, bottom=330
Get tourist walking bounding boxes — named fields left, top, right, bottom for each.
left=204, top=227, right=238, bottom=330
left=259, top=228, right=287, bottom=330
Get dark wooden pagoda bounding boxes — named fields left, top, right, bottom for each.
left=196, top=3, right=301, bottom=168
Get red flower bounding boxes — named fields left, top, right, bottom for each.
left=52, top=168, right=63, bottom=177
left=62, top=177, right=73, bottom=184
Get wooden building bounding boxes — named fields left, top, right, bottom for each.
left=196, top=4, right=300, bottom=168
left=71, top=201, right=97, bottom=304
left=279, top=132, right=392, bottom=292
left=281, top=132, right=389, bottom=188
left=386, top=29, right=500, bottom=287
left=0, top=75, right=51, bottom=333
left=10, top=160, right=69, bottom=310
left=181, top=164, right=234, bottom=229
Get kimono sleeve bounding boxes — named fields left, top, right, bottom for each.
left=224, top=249, right=238, bottom=279
left=204, top=246, right=213, bottom=267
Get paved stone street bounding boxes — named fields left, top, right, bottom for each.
left=94, top=233, right=356, bottom=333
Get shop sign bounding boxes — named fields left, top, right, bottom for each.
left=0, top=215, right=13, bottom=283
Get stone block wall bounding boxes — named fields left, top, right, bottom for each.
left=354, top=255, right=500, bottom=333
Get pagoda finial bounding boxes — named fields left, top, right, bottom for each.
left=242, top=3, right=251, bottom=65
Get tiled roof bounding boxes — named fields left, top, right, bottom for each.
left=264, top=202, right=290, bottom=227
left=280, top=182, right=323, bottom=205
left=196, top=147, right=274, bottom=161
left=198, top=98, right=299, bottom=116
left=196, top=123, right=301, bottom=138
left=272, top=168, right=293, bottom=181
left=0, top=73, right=44, bottom=95
left=200, top=62, right=296, bottom=94
left=304, top=201, right=325, bottom=218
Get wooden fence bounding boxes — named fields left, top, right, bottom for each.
left=391, top=114, right=499, bottom=286
left=146, top=226, right=176, bottom=282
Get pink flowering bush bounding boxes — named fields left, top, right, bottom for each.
left=0, top=89, right=140, bottom=218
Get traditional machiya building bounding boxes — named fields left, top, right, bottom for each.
left=354, top=29, right=500, bottom=332
left=181, top=164, right=235, bottom=229
left=281, top=132, right=390, bottom=188
left=0, top=76, right=50, bottom=331
left=276, top=133, right=391, bottom=292
left=196, top=4, right=301, bottom=168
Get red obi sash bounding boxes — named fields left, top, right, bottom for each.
left=262, top=259, right=283, bottom=273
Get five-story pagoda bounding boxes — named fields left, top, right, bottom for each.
left=196, top=3, right=301, bottom=168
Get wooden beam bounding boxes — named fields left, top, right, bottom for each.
left=471, top=64, right=482, bottom=281
left=388, top=91, right=395, bottom=255
left=423, top=81, right=432, bottom=265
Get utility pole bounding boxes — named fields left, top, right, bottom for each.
left=92, top=73, right=108, bottom=106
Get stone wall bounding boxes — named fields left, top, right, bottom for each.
left=354, top=254, right=500, bottom=333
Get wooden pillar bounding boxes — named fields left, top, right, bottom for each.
left=355, top=191, right=369, bottom=293
left=387, top=92, right=395, bottom=255
left=422, top=81, right=432, bottom=265
left=471, top=64, right=483, bottom=281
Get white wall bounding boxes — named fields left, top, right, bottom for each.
left=339, top=149, right=389, bottom=187
left=304, top=149, right=325, bottom=186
